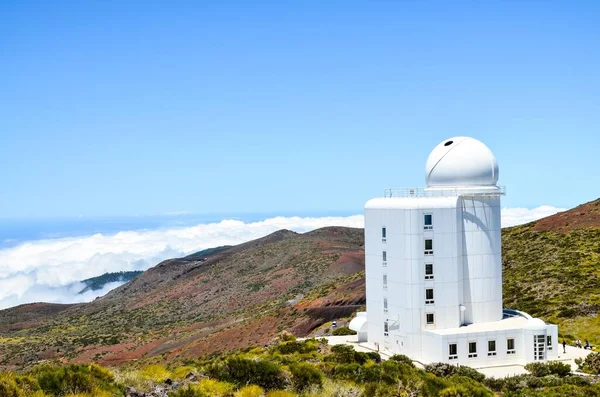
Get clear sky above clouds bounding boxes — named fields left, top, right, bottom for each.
left=1, top=1, right=598, bottom=218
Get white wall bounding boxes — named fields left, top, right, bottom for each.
left=460, top=196, right=503, bottom=324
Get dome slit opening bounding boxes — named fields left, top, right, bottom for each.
left=444, top=140, right=453, bottom=146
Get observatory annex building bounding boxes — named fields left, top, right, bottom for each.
left=350, top=137, right=558, bottom=367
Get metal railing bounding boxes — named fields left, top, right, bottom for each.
left=383, top=186, right=506, bottom=198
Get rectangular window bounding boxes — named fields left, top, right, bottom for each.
left=535, top=335, right=545, bottom=361
left=468, top=341, right=477, bottom=358
left=426, top=313, right=435, bottom=325
left=382, top=251, right=387, bottom=265
left=488, top=340, right=497, bottom=356
left=547, top=335, right=552, bottom=350
left=383, top=297, right=388, bottom=313
left=384, top=320, right=389, bottom=336
left=424, top=214, right=433, bottom=230
left=507, top=338, right=516, bottom=355
left=425, top=263, right=434, bottom=280
left=449, top=343, right=458, bottom=360
left=425, top=288, right=434, bottom=305
left=424, top=239, right=433, bottom=255
left=382, top=227, right=387, bottom=242
left=383, top=274, right=388, bottom=290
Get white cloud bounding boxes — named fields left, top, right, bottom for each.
left=0, top=215, right=363, bottom=310
left=501, top=205, right=566, bottom=228
left=0, top=207, right=565, bottom=310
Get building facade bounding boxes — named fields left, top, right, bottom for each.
left=350, top=136, right=558, bottom=367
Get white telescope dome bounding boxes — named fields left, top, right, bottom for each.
left=425, top=136, right=499, bottom=187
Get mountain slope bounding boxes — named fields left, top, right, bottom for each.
left=0, top=227, right=365, bottom=369
left=503, top=198, right=600, bottom=344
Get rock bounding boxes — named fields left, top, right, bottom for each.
left=125, top=386, right=144, bottom=397
left=148, top=385, right=168, bottom=397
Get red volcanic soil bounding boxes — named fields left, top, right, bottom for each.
left=532, top=198, right=600, bottom=233
left=0, top=302, right=78, bottom=332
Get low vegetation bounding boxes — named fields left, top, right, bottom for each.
left=0, top=363, right=124, bottom=397
left=331, top=327, right=356, bottom=336
left=502, top=200, right=600, bottom=346
left=576, top=352, right=600, bottom=374
left=2, top=338, right=598, bottom=396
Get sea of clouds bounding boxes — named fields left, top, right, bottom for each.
left=0, top=206, right=565, bottom=310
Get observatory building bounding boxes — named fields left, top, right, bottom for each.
left=350, top=137, right=558, bottom=366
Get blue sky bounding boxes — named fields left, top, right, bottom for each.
left=1, top=1, right=598, bottom=218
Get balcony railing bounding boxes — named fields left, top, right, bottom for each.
left=384, top=186, right=506, bottom=198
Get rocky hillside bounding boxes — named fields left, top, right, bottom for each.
left=0, top=227, right=365, bottom=370
left=503, top=198, right=600, bottom=344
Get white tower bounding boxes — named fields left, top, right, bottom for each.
left=352, top=136, right=558, bottom=367
left=425, top=137, right=503, bottom=325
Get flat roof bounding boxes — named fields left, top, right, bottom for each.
left=425, top=316, right=531, bottom=335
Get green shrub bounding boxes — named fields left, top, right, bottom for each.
left=575, top=352, right=600, bottom=374
left=438, top=385, right=471, bottom=397
left=525, top=361, right=572, bottom=377
left=194, top=379, right=235, bottom=396
left=265, top=391, right=295, bottom=397
left=389, top=354, right=414, bottom=367
left=171, top=366, right=197, bottom=380
left=139, top=364, right=172, bottom=383
left=328, top=363, right=361, bottom=381
left=168, top=385, right=203, bottom=397
left=31, top=364, right=123, bottom=396
left=455, top=366, right=485, bottom=383
left=488, top=374, right=584, bottom=393
left=234, top=385, right=264, bottom=397
left=513, top=384, right=600, bottom=397
left=562, top=376, right=591, bottom=387
left=328, top=344, right=381, bottom=364
left=275, top=339, right=318, bottom=355
left=363, top=382, right=394, bottom=396
left=278, top=331, right=296, bottom=342
left=331, top=327, right=356, bottom=336
left=444, top=376, right=493, bottom=397
left=424, top=362, right=458, bottom=378
left=170, top=381, right=235, bottom=397
left=0, top=376, right=23, bottom=397
left=289, top=363, right=323, bottom=391
left=0, top=372, right=41, bottom=397
left=207, top=357, right=287, bottom=390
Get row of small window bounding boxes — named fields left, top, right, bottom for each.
left=381, top=214, right=434, bottom=241
left=448, top=339, right=515, bottom=360
left=447, top=337, right=553, bottom=360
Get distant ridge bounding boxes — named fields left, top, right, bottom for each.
left=183, top=246, right=232, bottom=261
left=531, top=198, right=600, bottom=232
left=79, top=271, right=143, bottom=294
